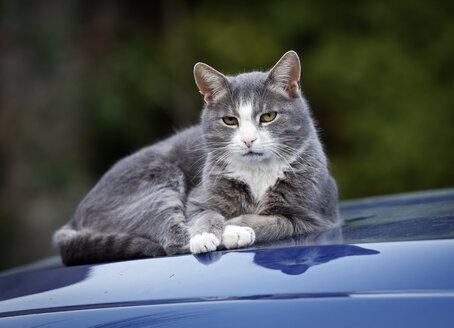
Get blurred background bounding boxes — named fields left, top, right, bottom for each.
left=1, top=0, right=453, bottom=270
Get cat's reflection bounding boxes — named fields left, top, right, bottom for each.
left=252, top=243, right=379, bottom=275
left=194, top=227, right=379, bottom=275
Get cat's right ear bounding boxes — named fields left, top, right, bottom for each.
left=194, top=63, right=229, bottom=104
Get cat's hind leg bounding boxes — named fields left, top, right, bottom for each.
left=65, top=160, right=190, bottom=262
left=115, top=160, right=190, bottom=256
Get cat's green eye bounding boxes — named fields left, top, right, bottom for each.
left=260, top=112, right=277, bottom=123
left=222, top=116, right=239, bottom=126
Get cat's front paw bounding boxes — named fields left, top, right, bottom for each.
left=222, top=225, right=256, bottom=249
left=189, top=232, right=220, bottom=254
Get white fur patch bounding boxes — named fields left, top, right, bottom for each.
left=227, top=158, right=289, bottom=201
left=237, top=102, right=257, bottom=144
left=222, top=225, right=255, bottom=249
left=238, top=102, right=253, bottom=119
left=189, top=232, right=220, bottom=254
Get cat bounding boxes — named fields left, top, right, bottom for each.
left=53, top=50, right=340, bottom=266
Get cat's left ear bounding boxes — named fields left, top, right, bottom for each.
left=267, top=50, right=301, bottom=98
left=194, top=62, right=229, bottom=104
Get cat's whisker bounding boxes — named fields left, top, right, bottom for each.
left=272, top=143, right=308, bottom=163
left=206, top=153, right=234, bottom=186
left=270, top=148, right=299, bottom=181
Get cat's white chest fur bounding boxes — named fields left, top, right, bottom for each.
left=227, top=160, right=289, bottom=201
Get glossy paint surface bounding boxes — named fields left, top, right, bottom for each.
left=1, top=189, right=454, bottom=327
left=1, top=240, right=454, bottom=318
left=2, top=296, right=454, bottom=328
left=340, top=188, right=454, bottom=243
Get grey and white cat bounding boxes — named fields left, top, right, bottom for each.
left=53, top=51, right=340, bottom=266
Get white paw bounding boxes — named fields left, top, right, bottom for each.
left=222, top=225, right=256, bottom=249
left=189, top=232, right=220, bottom=254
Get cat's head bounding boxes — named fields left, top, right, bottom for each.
left=194, top=51, right=314, bottom=166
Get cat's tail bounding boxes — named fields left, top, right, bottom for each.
left=52, top=225, right=166, bottom=266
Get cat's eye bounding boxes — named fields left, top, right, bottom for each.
left=259, top=112, right=277, bottom=123
left=222, top=116, right=239, bottom=126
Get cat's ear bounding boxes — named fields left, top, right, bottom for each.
left=194, top=63, right=229, bottom=104
left=267, top=50, right=301, bottom=98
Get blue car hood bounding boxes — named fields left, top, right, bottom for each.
left=1, top=189, right=454, bottom=327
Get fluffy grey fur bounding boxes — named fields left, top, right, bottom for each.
left=53, top=51, right=339, bottom=266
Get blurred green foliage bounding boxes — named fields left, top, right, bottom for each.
left=1, top=0, right=453, bottom=269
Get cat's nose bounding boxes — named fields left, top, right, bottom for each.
left=243, top=138, right=257, bottom=148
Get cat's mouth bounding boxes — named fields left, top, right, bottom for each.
left=243, top=151, right=264, bottom=157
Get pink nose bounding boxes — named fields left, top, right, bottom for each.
left=243, top=138, right=257, bottom=148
